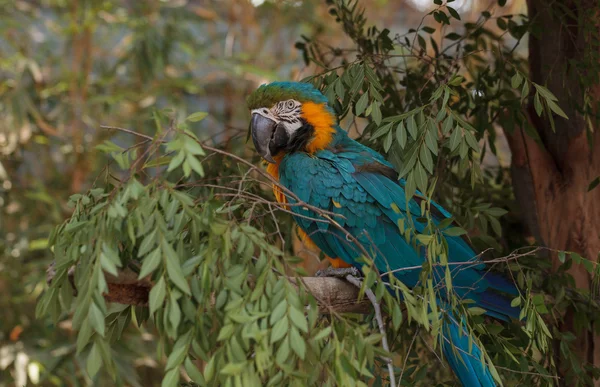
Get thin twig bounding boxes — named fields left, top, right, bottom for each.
left=345, top=274, right=396, bottom=387
left=397, top=327, right=419, bottom=386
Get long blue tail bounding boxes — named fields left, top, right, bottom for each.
left=440, top=303, right=496, bottom=387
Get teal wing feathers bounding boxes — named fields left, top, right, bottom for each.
left=277, top=138, right=518, bottom=387
left=279, top=150, right=422, bottom=285
left=278, top=141, right=518, bottom=319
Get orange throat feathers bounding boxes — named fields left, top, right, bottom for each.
left=266, top=101, right=336, bottom=204
left=266, top=103, right=348, bottom=268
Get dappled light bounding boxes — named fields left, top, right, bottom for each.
left=1, top=0, right=599, bottom=386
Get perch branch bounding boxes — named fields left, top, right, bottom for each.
left=47, top=267, right=371, bottom=313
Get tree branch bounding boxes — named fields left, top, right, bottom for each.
left=48, top=267, right=371, bottom=314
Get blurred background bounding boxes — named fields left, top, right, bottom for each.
left=0, top=0, right=525, bottom=385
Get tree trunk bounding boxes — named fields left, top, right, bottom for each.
left=509, top=0, right=600, bottom=380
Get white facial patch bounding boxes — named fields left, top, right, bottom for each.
left=251, top=99, right=303, bottom=137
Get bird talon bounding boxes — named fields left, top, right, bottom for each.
left=315, top=266, right=360, bottom=278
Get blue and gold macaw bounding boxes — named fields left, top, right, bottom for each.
left=247, top=81, right=519, bottom=386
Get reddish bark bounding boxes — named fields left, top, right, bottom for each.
left=512, top=0, right=600, bottom=377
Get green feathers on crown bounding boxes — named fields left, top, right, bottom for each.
left=247, top=81, right=330, bottom=110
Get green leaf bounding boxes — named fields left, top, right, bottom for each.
left=449, top=75, right=464, bottom=86
left=100, top=252, right=119, bottom=277
left=489, top=215, right=502, bottom=236
left=290, top=327, right=306, bottom=360
left=270, top=316, right=289, bottom=344
left=533, top=83, right=558, bottom=101
left=382, top=106, right=425, bottom=123
left=521, top=81, right=530, bottom=103
left=149, top=276, right=167, bottom=314
left=139, top=247, right=161, bottom=279
left=396, top=121, right=407, bottom=148
left=275, top=337, right=291, bottom=365
left=184, top=138, right=206, bottom=156
left=417, top=34, right=426, bottom=50
left=485, top=207, right=508, bottom=217
left=184, top=357, right=205, bottom=383
left=138, top=229, right=158, bottom=258
left=468, top=307, right=486, bottom=316
left=383, top=130, right=393, bottom=152
left=511, top=297, right=521, bottom=307
left=161, top=368, right=180, bottom=387
left=95, top=140, right=124, bottom=153
left=414, top=162, right=428, bottom=193
left=371, top=122, right=391, bottom=140
left=270, top=299, right=287, bottom=325
left=448, top=126, right=462, bottom=151
left=168, top=294, right=181, bottom=330
left=220, top=362, right=246, bottom=376
left=419, top=146, right=433, bottom=174
left=312, top=326, right=332, bottom=341
left=442, top=115, right=453, bottom=135
left=425, top=120, right=438, bottom=155
left=511, top=73, right=522, bottom=89
left=166, top=340, right=188, bottom=370
left=355, top=91, right=369, bottom=116
left=392, top=303, right=403, bottom=330
left=445, top=32, right=461, bottom=40
left=334, top=78, right=345, bottom=101
left=86, top=342, right=102, bottom=378
left=447, top=6, right=461, bottom=20
left=76, top=318, right=94, bottom=354
left=437, top=85, right=450, bottom=107
left=186, top=155, right=205, bottom=177
left=463, top=130, right=479, bottom=151
left=88, top=303, right=105, bottom=337
left=217, top=324, right=235, bottom=341
left=534, top=92, right=543, bottom=116
left=163, top=239, right=191, bottom=295
left=166, top=331, right=192, bottom=370
left=167, top=151, right=185, bottom=172
left=546, top=99, right=569, bottom=119
left=444, top=227, right=467, bottom=236
left=186, top=112, right=208, bottom=122
left=407, top=114, right=418, bottom=139
left=371, top=102, right=382, bottom=125
left=289, top=307, right=309, bottom=333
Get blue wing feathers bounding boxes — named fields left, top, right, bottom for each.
left=278, top=134, right=518, bottom=386
left=442, top=309, right=496, bottom=387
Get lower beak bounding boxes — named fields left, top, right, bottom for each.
left=250, top=113, right=277, bottom=163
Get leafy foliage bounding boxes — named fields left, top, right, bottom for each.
left=5, top=0, right=600, bottom=386
left=297, top=0, right=600, bottom=384
left=38, top=115, right=403, bottom=386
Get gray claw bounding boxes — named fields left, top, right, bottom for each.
left=315, top=267, right=360, bottom=278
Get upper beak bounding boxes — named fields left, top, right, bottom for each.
left=250, top=113, right=277, bottom=163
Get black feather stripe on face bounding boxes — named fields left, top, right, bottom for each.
left=285, top=118, right=314, bottom=153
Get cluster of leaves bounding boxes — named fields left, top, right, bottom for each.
left=37, top=114, right=404, bottom=386
left=37, top=111, right=561, bottom=386
left=294, top=0, right=600, bottom=384
left=0, top=0, right=330, bottom=384
left=26, top=1, right=600, bottom=386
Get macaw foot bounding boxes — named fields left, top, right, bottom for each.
left=315, top=266, right=361, bottom=278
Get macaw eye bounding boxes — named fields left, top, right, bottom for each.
left=286, top=100, right=295, bottom=109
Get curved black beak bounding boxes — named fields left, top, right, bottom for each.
left=250, top=113, right=278, bottom=163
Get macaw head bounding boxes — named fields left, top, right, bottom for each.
left=247, top=81, right=337, bottom=163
